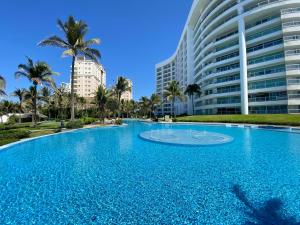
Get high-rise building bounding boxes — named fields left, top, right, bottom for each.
left=73, top=56, right=106, bottom=98
left=121, top=78, right=133, bottom=101
left=156, top=0, right=300, bottom=115
left=60, top=82, right=71, bottom=93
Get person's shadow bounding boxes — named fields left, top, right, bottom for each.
left=231, top=185, right=300, bottom=225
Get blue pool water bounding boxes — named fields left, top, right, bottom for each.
left=0, top=120, right=300, bottom=224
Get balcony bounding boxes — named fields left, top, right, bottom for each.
left=244, top=0, right=285, bottom=12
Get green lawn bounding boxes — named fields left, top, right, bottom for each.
left=175, top=114, right=300, bottom=126
left=0, top=121, right=61, bottom=146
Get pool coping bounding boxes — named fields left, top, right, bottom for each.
left=0, top=123, right=128, bottom=151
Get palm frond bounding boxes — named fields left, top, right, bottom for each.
left=38, top=36, right=70, bottom=48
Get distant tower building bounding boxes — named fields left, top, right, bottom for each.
left=121, top=78, right=133, bottom=101
left=60, top=82, right=71, bottom=93
left=73, top=56, right=106, bottom=99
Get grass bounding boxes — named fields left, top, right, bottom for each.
left=175, top=114, right=300, bottom=126
left=0, top=121, right=61, bottom=147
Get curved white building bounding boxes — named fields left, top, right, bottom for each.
left=155, top=0, right=300, bottom=115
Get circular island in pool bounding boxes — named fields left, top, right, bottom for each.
left=139, top=129, right=233, bottom=146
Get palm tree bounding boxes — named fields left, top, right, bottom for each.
left=149, top=94, right=161, bottom=119
left=15, top=57, right=57, bottom=126
left=0, top=75, right=6, bottom=96
left=12, top=88, right=26, bottom=123
left=53, top=87, right=67, bottom=120
left=184, top=84, right=201, bottom=115
left=38, top=16, right=101, bottom=121
left=95, top=85, right=107, bottom=122
left=139, top=96, right=150, bottom=118
left=114, top=76, right=131, bottom=116
left=40, top=86, right=52, bottom=120
left=164, top=81, right=185, bottom=118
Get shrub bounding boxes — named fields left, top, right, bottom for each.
left=0, top=129, right=30, bottom=140
left=66, top=120, right=83, bottom=129
left=115, top=119, right=123, bottom=125
left=6, top=115, right=18, bottom=125
left=80, top=117, right=97, bottom=125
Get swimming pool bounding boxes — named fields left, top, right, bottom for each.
left=0, top=120, right=299, bottom=224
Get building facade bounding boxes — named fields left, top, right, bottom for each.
left=73, top=56, right=106, bottom=98
left=60, top=82, right=71, bottom=93
left=156, top=0, right=300, bottom=115
left=121, top=79, right=133, bottom=101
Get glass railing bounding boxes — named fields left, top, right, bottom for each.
left=285, top=49, right=300, bottom=56
left=287, top=79, right=300, bottom=85
left=248, top=78, right=286, bottom=90
left=217, top=97, right=241, bottom=104
left=244, top=0, right=284, bottom=12
left=286, top=64, right=300, bottom=71
left=248, top=65, right=285, bottom=78
left=216, top=40, right=239, bottom=52
left=216, top=74, right=240, bottom=83
left=247, top=25, right=282, bottom=41
left=282, top=21, right=300, bottom=28
left=248, top=52, right=284, bottom=65
left=216, top=51, right=239, bottom=62
left=288, top=94, right=300, bottom=99
left=249, top=95, right=287, bottom=102
left=217, top=85, right=240, bottom=94
left=284, top=35, right=300, bottom=42
left=246, top=15, right=279, bottom=29
left=216, top=63, right=240, bottom=73
left=247, top=38, right=283, bottom=53
left=281, top=7, right=300, bottom=15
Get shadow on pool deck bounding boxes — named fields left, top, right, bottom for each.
left=231, top=184, right=300, bottom=225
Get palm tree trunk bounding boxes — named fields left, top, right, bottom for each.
left=172, top=98, right=176, bottom=119
left=33, top=85, right=37, bottom=126
left=70, top=56, right=75, bottom=121
left=19, top=104, right=22, bottom=124
left=192, top=95, right=194, bottom=115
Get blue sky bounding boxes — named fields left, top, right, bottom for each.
left=0, top=0, right=193, bottom=100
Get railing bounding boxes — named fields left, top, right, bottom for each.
left=247, top=26, right=282, bottom=41
left=285, top=49, right=300, bottom=56
left=244, top=0, right=284, bottom=12
left=248, top=65, right=285, bottom=78
left=287, top=79, right=300, bottom=85
left=286, top=64, right=300, bottom=71
left=247, top=38, right=283, bottom=53
left=284, top=35, right=300, bottom=42
left=281, top=7, right=300, bottom=15
left=249, top=96, right=287, bottom=102
left=282, top=21, right=300, bottom=28
left=288, top=109, right=300, bottom=113
left=248, top=52, right=284, bottom=65
left=288, top=94, right=300, bottom=99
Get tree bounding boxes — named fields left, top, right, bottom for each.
left=15, top=57, right=57, bottom=126
left=114, top=76, right=131, bottom=116
left=0, top=75, right=6, bottom=96
left=139, top=96, right=150, bottom=118
left=106, top=98, right=119, bottom=119
left=24, top=86, right=42, bottom=123
left=95, top=85, right=107, bottom=122
left=184, top=84, right=201, bottom=115
left=39, top=16, right=101, bottom=121
left=12, top=88, right=26, bottom=123
left=149, top=94, right=161, bottom=118
left=40, top=86, right=52, bottom=120
left=164, top=81, right=185, bottom=118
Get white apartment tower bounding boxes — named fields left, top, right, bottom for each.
left=73, top=56, right=106, bottom=98
left=156, top=0, right=300, bottom=115
left=121, top=79, right=133, bottom=101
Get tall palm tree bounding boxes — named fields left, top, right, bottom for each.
left=149, top=94, right=161, bottom=118
left=184, top=84, right=201, bottom=115
left=12, top=88, right=26, bottom=123
left=15, top=57, right=57, bottom=126
left=95, top=85, right=107, bottom=122
left=38, top=16, right=101, bottom=121
left=139, top=96, right=150, bottom=118
left=164, top=81, right=185, bottom=118
left=40, top=86, right=52, bottom=120
left=114, top=77, right=131, bottom=117
left=0, top=75, right=6, bottom=96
